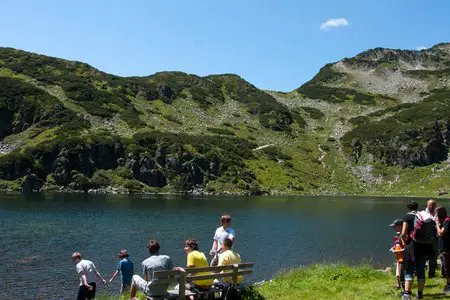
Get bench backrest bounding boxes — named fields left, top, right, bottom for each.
left=152, top=263, right=254, bottom=299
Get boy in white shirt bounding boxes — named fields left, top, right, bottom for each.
left=209, top=214, right=236, bottom=266
left=72, top=252, right=106, bottom=300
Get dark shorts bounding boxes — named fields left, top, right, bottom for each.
left=441, top=251, right=450, bottom=278
left=77, top=282, right=96, bottom=300
left=404, top=243, right=433, bottom=281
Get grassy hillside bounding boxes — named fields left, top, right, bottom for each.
left=0, top=44, right=449, bottom=195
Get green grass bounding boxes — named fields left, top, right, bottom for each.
left=254, top=263, right=448, bottom=300
left=94, top=263, right=449, bottom=299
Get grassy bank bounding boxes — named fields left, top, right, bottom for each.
left=254, top=263, right=447, bottom=300
left=96, top=263, right=449, bottom=299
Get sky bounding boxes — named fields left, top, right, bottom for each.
left=0, top=0, right=449, bottom=91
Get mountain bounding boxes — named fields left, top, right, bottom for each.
left=0, top=44, right=449, bottom=195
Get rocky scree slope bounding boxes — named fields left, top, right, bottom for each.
left=272, top=43, right=450, bottom=195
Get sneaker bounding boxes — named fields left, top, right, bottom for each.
left=416, top=291, right=423, bottom=299
left=401, top=293, right=411, bottom=300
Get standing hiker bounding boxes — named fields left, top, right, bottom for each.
left=435, top=206, right=450, bottom=294
left=209, top=214, right=235, bottom=266
left=72, top=252, right=107, bottom=300
left=400, top=201, right=436, bottom=300
left=425, top=198, right=439, bottom=278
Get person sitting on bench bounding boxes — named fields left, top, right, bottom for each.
left=217, top=238, right=243, bottom=285
left=130, top=239, right=174, bottom=299
left=180, top=239, right=214, bottom=299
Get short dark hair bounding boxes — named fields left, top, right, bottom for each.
left=221, top=214, right=232, bottom=224
left=147, top=239, right=160, bottom=255
left=118, top=249, right=129, bottom=258
left=223, top=238, right=233, bottom=248
left=185, top=239, right=199, bottom=251
left=407, top=201, right=418, bottom=211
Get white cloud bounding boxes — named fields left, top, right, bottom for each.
left=320, top=18, right=350, bottom=31
left=416, top=46, right=428, bottom=51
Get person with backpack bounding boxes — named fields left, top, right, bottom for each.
left=435, top=206, right=450, bottom=294
left=400, top=201, right=436, bottom=300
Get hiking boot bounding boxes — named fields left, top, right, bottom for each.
left=416, top=291, right=423, bottom=299
left=401, top=292, right=411, bottom=300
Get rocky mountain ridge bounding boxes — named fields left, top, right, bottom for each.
left=0, top=43, right=449, bottom=196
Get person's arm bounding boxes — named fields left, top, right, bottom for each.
left=94, top=268, right=107, bottom=284
left=80, top=271, right=93, bottom=290
left=210, top=239, right=218, bottom=255
left=109, top=270, right=119, bottom=283
left=400, top=221, right=408, bottom=245
left=142, top=263, right=149, bottom=281
left=436, top=220, right=447, bottom=237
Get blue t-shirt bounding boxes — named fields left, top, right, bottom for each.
left=118, top=258, right=134, bottom=284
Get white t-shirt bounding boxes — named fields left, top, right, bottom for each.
left=76, top=259, right=97, bottom=286
left=214, top=226, right=236, bottom=250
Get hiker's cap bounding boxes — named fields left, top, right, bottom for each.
left=389, top=219, right=403, bottom=227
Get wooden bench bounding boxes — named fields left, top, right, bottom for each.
left=148, top=263, right=254, bottom=299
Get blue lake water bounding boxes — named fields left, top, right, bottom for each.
left=0, top=193, right=434, bottom=299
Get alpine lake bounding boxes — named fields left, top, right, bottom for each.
left=0, top=193, right=435, bottom=299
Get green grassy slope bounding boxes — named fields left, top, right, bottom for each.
left=0, top=44, right=449, bottom=195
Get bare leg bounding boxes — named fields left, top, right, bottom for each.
left=404, top=280, right=412, bottom=293
left=129, top=283, right=137, bottom=299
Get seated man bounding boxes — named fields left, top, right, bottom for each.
left=217, top=238, right=243, bottom=286
left=130, top=239, right=174, bottom=299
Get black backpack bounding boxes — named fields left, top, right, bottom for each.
left=410, top=211, right=437, bottom=244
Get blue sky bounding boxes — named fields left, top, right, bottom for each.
left=0, top=0, right=449, bottom=91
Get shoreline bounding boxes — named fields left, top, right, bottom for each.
left=0, top=186, right=448, bottom=199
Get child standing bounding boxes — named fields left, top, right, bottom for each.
left=108, top=249, right=134, bottom=294
left=389, top=219, right=405, bottom=291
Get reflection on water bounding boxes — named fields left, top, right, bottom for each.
left=0, top=193, right=432, bottom=299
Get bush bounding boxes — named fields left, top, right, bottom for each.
left=301, top=106, right=325, bottom=119
left=207, top=127, right=235, bottom=136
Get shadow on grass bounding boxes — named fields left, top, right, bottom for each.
left=424, top=292, right=447, bottom=299
left=425, top=284, right=440, bottom=288
left=242, top=286, right=266, bottom=300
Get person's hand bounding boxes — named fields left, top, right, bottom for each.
left=102, top=279, right=107, bottom=285
left=209, top=250, right=215, bottom=256
left=108, top=278, right=113, bottom=284
left=87, top=284, right=93, bottom=290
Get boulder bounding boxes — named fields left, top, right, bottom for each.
left=21, top=174, right=44, bottom=193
